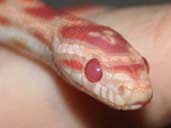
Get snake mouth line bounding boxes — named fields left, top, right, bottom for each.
left=128, top=102, right=145, bottom=110
left=91, top=79, right=152, bottom=110
left=123, top=87, right=152, bottom=110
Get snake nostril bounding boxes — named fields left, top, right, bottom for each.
left=142, top=57, right=150, bottom=74
left=85, top=58, right=103, bottom=82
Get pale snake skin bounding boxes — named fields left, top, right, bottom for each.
left=0, top=0, right=152, bottom=110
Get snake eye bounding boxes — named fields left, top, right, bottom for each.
left=85, top=58, right=103, bottom=82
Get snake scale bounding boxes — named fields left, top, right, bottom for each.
left=0, top=0, right=152, bottom=110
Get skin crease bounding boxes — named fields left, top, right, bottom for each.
left=0, top=4, right=171, bottom=128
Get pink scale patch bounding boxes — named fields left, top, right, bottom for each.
left=25, top=5, right=60, bottom=20
left=61, top=25, right=129, bottom=54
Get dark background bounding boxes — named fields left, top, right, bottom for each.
left=44, top=0, right=171, bottom=8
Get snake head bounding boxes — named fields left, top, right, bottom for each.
left=52, top=23, right=152, bottom=110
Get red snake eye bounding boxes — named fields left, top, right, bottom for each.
left=85, top=58, right=103, bottom=82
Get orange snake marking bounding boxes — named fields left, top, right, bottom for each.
left=32, top=31, right=51, bottom=48
left=0, top=0, right=152, bottom=110
left=25, top=4, right=60, bottom=20
left=0, top=16, right=10, bottom=25
left=111, top=64, right=145, bottom=80
left=60, top=24, right=129, bottom=54
left=61, top=59, right=83, bottom=71
left=0, top=0, right=5, bottom=3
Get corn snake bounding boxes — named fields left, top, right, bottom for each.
left=0, top=0, right=152, bottom=110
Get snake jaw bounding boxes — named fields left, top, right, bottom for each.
left=90, top=69, right=152, bottom=110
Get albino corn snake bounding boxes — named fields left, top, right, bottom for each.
left=0, top=0, right=152, bottom=110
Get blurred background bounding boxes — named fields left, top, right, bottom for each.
left=44, top=0, right=171, bottom=8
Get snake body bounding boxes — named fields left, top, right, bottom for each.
left=0, top=0, right=152, bottom=110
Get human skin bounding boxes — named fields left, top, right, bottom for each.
left=0, top=4, right=170, bottom=128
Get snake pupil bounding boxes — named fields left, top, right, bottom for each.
left=85, top=58, right=103, bottom=82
